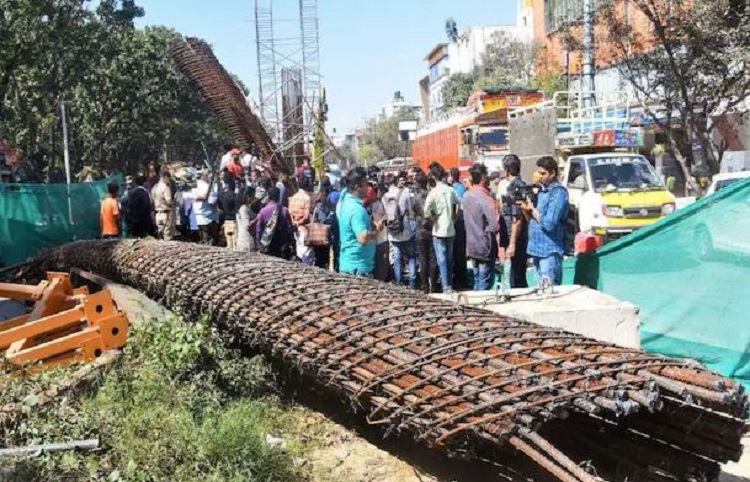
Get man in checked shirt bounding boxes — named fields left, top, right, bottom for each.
left=520, top=156, right=569, bottom=286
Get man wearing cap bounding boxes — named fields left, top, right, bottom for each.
left=152, top=169, right=176, bottom=241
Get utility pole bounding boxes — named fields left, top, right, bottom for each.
left=60, top=101, right=74, bottom=228
left=582, top=0, right=595, bottom=108
left=61, top=101, right=71, bottom=185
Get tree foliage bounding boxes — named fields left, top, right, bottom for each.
left=0, top=0, right=230, bottom=181
left=475, top=31, right=536, bottom=90
left=443, top=73, right=476, bottom=110
left=357, top=109, right=418, bottom=165
left=600, top=0, right=750, bottom=177
left=445, top=18, right=459, bottom=43
left=440, top=32, right=561, bottom=112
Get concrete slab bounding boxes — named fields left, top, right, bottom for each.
left=72, top=269, right=172, bottom=326
left=432, top=285, right=640, bottom=348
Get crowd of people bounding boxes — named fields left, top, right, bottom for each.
left=101, top=146, right=570, bottom=292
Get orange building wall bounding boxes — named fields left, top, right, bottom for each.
left=533, top=0, right=661, bottom=77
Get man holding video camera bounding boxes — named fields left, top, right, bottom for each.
left=499, top=155, right=529, bottom=288
left=520, top=156, right=569, bottom=286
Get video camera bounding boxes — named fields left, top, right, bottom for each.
left=507, top=182, right=539, bottom=204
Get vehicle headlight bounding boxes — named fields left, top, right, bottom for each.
left=661, top=203, right=676, bottom=215
left=602, top=205, right=623, bottom=217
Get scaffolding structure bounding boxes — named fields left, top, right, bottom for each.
left=255, top=0, right=321, bottom=165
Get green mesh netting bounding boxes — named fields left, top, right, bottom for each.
left=574, top=178, right=750, bottom=387
left=0, top=176, right=122, bottom=266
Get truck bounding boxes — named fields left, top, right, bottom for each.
left=412, top=89, right=543, bottom=175
left=508, top=91, right=676, bottom=243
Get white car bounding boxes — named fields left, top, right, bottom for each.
left=705, top=171, right=750, bottom=197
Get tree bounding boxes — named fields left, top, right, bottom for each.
left=532, top=45, right=567, bottom=97
left=600, top=0, right=750, bottom=182
left=443, top=73, right=476, bottom=110
left=333, top=144, right=358, bottom=169
left=445, top=18, right=459, bottom=43
left=475, top=31, right=537, bottom=90
left=358, top=110, right=418, bottom=164
left=0, top=0, right=230, bottom=179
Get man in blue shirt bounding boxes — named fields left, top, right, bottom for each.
left=449, top=168, right=466, bottom=199
left=338, top=167, right=386, bottom=277
left=521, top=156, right=569, bottom=286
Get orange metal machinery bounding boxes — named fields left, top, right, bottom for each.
left=0, top=272, right=128, bottom=369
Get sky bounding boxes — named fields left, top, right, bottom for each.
left=135, top=0, right=519, bottom=134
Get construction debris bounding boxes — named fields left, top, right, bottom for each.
left=0, top=438, right=100, bottom=458
left=17, top=240, right=748, bottom=482
left=169, top=37, right=292, bottom=174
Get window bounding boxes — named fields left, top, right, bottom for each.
left=545, top=0, right=604, bottom=33
left=587, top=156, right=664, bottom=193
left=430, top=64, right=440, bottom=82
left=429, top=57, right=450, bottom=83
left=567, top=158, right=586, bottom=189
left=478, top=130, right=508, bottom=147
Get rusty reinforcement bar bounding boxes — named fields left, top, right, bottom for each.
left=19, top=240, right=748, bottom=482
left=169, top=37, right=292, bottom=175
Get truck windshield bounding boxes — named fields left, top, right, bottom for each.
left=587, top=156, right=664, bottom=193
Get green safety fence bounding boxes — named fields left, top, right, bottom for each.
left=573, top=178, right=750, bottom=388
left=0, top=176, right=122, bottom=266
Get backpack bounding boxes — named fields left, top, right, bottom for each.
left=385, top=190, right=405, bottom=236
left=259, top=204, right=280, bottom=253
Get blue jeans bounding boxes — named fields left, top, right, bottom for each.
left=533, top=254, right=563, bottom=286
left=471, top=259, right=495, bottom=291
left=393, top=239, right=417, bottom=288
left=433, top=236, right=454, bottom=291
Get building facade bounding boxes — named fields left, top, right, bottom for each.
left=423, top=0, right=535, bottom=120
left=379, top=91, right=422, bottom=121
left=534, top=0, right=750, bottom=167
left=533, top=0, right=660, bottom=95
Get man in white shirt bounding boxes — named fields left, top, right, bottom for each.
left=194, top=170, right=219, bottom=245
left=181, top=184, right=199, bottom=241
left=382, top=171, right=417, bottom=289
left=240, top=148, right=256, bottom=171
left=219, top=144, right=239, bottom=171
left=424, top=162, right=461, bottom=293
